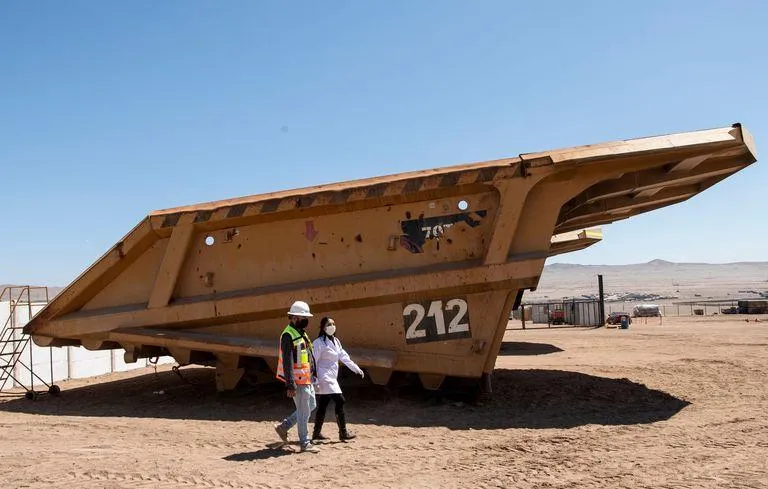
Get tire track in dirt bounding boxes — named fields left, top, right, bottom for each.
left=65, top=469, right=276, bottom=489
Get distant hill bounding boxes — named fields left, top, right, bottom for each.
left=529, top=260, right=768, bottom=302
left=3, top=259, right=768, bottom=305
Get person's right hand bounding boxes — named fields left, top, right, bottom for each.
left=287, top=388, right=296, bottom=398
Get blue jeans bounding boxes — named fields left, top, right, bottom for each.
left=280, top=384, right=317, bottom=445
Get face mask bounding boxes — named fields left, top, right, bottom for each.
left=296, top=318, right=309, bottom=329
left=324, top=324, right=336, bottom=336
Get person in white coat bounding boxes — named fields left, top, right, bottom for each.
left=311, top=316, right=364, bottom=442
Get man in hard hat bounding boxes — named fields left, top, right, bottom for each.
left=274, top=300, right=320, bottom=453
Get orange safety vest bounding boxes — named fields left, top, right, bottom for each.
left=276, top=325, right=313, bottom=385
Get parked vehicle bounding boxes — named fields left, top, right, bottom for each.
left=606, top=312, right=632, bottom=325
left=549, top=310, right=565, bottom=325
left=632, top=304, right=661, bottom=317
left=738, top=300, right=768, bottom=314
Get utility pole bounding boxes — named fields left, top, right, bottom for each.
left=598, top=274, right=605, bottom=325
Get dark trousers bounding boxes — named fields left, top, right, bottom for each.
left=313, top=393, right=348, bottom=436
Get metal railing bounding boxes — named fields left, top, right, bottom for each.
left=0, top=286, right=59, bottom=399
left=604, top=299, right=766, bottom=317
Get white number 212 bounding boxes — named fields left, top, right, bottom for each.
left=404, top=298, right=470, bottom=340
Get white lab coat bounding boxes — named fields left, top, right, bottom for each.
left=312, top=335, right=363, bottom=395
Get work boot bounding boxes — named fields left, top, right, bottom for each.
left=300, top=442, right=320, bottom=453
left=312, top=421, right=328, bottom=442
left=337, top=410, right=356, bottom=440
left=274, top=423, right=288, bottom=443
left=312, top=432, right=329, bottom=443
left=339, top=429, right=357, bottom=441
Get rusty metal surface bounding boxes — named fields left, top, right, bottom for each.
left=25, top=124, right=758, bottom=391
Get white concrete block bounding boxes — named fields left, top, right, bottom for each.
left=68, top=347, right=112, bottom=379
left=112, top=349, right=148, bottom=372
left=2, top=300, right=177, bottom=390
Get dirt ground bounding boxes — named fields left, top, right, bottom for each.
left=1, top=316, right=766, bottom=488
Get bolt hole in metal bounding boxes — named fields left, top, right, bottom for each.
left=205, top=236, right=215, bottom=246
left=458, top=200, right=469, bottom=211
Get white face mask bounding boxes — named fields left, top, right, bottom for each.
left=324, top=324, right=336, bottom=336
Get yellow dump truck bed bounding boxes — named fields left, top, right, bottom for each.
left=25, top=123, right=757, bottom=391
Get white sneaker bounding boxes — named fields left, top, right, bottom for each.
left=300, top=442, right=320, bottom=453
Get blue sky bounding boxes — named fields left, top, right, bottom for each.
left=1, top=1, right=766, bottom=286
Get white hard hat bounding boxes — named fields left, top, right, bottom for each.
left=288, top=300, right=313, bottom=317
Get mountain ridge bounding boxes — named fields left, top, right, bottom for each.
left=546, top=260, right=768, bottom=269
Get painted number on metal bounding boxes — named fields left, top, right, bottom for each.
left=403, top=298, right=471, bottom=344
left=421, top=222, right=453, bottom=240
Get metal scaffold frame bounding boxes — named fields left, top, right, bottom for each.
left=1, top=286, right=60, bottom=400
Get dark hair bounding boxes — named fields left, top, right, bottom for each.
left=318, top=316, right=334, bottom=343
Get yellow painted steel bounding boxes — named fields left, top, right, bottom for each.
left=25, top=124, right=757, bottom=391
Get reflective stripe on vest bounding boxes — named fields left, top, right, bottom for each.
left=276, top=325, right=313, bottom=385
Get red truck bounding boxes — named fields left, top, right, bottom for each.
left=549, top=310, right=565, bottom=325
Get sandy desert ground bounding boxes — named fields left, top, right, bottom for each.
left=1, top=316, right=766, bottom=489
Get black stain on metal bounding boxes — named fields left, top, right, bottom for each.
left=447, top=238, right=453, bottom=244
left=332, top=191, right=351, bottom=205
left=237, top=244, right=242, bottom=249
left=312, top=253, right=316, bottom=259
left=161, top=213, right=181, bottom=228
left=405, top=211, right=412, bottom=219
left=341, top=237, right=344, bottom=243
left=403, top=179, right=422, bottom=194
left=297, top=195, right=315, bottom=208
left=227, top=204, right=247, bottom=218
left=476, top=167, right=499, bottom=183
left=116, top=242, right=125, bottom=259
left=260, top=199, right=281, bottom=213
left=194, top=210, right=213, bottom=223
left=355, top=234, right=363, bottom=243
left=365, top=184, right=387, bottom=198
left=399, top=210, right=488, bottom=254
left=439, top=173, right=459, bottom=187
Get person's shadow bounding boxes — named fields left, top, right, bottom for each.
left=0, top=365, right=690, bottom=431
left=224, top=443, right=296, bottom=461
